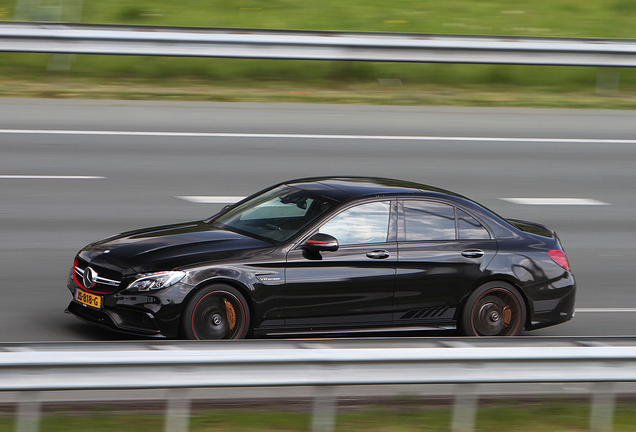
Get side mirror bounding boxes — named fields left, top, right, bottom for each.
left=302, top=233, right=339, bottom=252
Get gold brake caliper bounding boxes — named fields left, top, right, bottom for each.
left=224, top=298, right=236, bottom=331
left=502, top=305, right=512, bottom=327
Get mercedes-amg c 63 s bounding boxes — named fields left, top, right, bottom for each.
left=66, top=177, right=575, bottom=339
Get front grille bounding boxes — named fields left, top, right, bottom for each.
left=75, top=258, right=123, bottom=294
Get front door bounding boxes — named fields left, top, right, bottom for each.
left=285, top=200, right=397, bottom=329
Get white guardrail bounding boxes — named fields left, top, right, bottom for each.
left=1, top=21, right=636, bottom=67
left=2, top=338, right=636, bottom=432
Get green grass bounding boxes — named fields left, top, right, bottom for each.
left=0, top=0, right=636, bottom=107
left=1, top=398, right=636, bottom=432
left=3, top=0, right=636, bottom=38
left=3, top=74, right=636, bottom=109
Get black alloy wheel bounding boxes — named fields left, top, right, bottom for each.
left=461, top=282, right=526, bottom=336
left=182, top=284, right=250, bottom=340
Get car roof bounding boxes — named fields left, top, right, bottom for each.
left=282, top=177, right=519, bottom=239
left=284, top=176, right=465, bottom=202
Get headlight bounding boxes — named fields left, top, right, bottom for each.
left=125, top=271, right=186, bottom=292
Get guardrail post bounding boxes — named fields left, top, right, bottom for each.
left=14, top=0, right=82, bottom=71
left=165, top=389, right=191, bottom=432
left=590, top=382, right=616, bottom=432
left=15, top=392, right=41, bottom=432
left=311, top=386, right=337, bottom=432
left=596, top=68, right=620, bottom=95
left=451, top=384, right=478, bottom=432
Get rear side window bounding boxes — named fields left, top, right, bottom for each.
left=402, top=201, right=491, bottom=241
left=403, top=201, right=456, bottom=241
left=457, top=209, right=490, bottom=239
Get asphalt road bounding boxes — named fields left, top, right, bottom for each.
left=1, top=98, right=635, bottom=342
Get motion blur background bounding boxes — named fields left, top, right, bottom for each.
left=1, top=1, right=636, bottom=431
left=1, top=0, right=636, bottom=106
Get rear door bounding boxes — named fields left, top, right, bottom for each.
left=394, top=200, right=497, bottom=326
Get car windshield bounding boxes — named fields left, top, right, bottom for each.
left=211, top=185, right=337, bottom=243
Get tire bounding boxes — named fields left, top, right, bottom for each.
left=460, top=282, right=526, bottom=336
left=181, top=284, right=250, bottom=340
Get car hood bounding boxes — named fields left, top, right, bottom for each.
left=78, top=221, right=274, bottom=273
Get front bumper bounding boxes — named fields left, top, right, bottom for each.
left=66, top=301, right=166, bottom=337
left=66, top=270, right=189, bottom=338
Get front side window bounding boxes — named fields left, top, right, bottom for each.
left=403, top=201, right=456, bottom=241
left=212, top=186, right=335, bottom=243
left=319, top=201, right=391, bottom=246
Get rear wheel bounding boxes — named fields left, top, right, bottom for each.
left=181, top=284, right=250, bottom=340
left=460, top=282, right=525, bottom=336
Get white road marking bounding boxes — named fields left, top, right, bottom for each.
left=576, top=308, right=636, bottom=313
left=1, top=129, right=636, bottom=144
left=0, top=175, right=105, bottom=179
left=177, top=196, right=245, bottom=204
left=500, top=198, right=610, bottom=206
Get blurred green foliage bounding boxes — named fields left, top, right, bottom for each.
left=0, top=0, right=633, bottom=37
left=0, top=0, right=635, bottom=105
left=4, top=53, right=635, bottom=91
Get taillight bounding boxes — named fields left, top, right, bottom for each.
left=548, top=249, right=570, bottom=272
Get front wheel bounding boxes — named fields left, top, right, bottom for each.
left=460, top=282, right=526, bottom=336
left=181, top=284, right=250, bottom=340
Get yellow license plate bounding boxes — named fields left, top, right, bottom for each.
left=75, top=289, right=102, bottom=309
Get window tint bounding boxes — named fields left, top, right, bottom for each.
left=319, top=201, right=391, bottom=245
left=240, top=196, right=314, bottom=220
left=404, top=201, right=456, bottom=241
left=457, top=209, right=490, bottom=239
left=213, top=186, right=335, bottom=243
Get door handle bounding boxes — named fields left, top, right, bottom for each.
left=461, top=249, right=485, bottom=259
left=366, top=250, right=390, bottom=259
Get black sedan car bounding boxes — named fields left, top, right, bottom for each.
left=67, top=177, right=575, bottom=339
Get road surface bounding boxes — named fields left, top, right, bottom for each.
left=1, top=98, right=634, bottom=341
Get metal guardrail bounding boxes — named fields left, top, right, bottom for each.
left=2, top=338, right=636, bottom=432
left=1, top=21, right=636, bottom=67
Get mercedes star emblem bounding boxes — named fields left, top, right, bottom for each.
left=83, top=267, right=97, bottom=289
